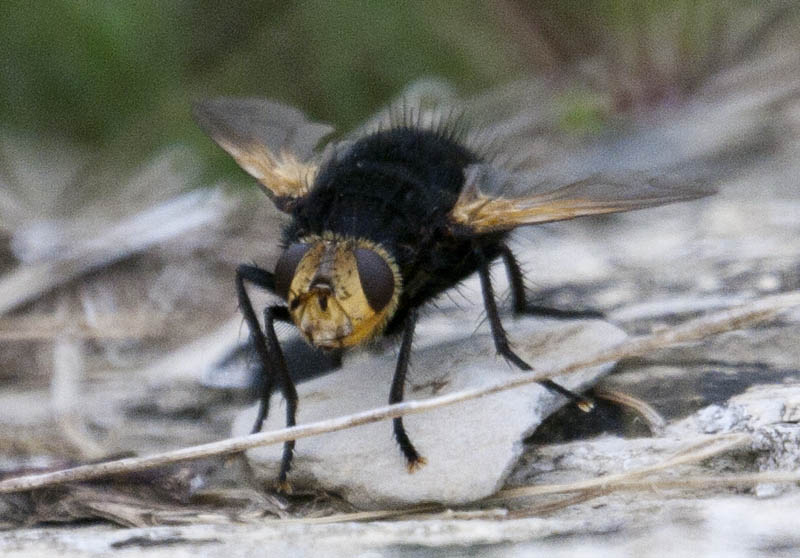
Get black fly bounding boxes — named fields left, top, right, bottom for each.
left=193, top=97, right=711, bottom=489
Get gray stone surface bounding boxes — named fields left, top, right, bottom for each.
left=233, top=317, right=626, bottom=508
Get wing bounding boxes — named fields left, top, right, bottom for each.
left=449, top=164, right=715, bottom=234
left=192, top=98, right=334, bottom=212
left=349, top=79, right=458, bottom=138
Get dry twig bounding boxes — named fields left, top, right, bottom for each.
left=593, top=387, right=667, bottom=435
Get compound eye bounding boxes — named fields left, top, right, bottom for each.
left=274, top=243, right=310, bottom=300
left=354, top=248, right=395, bottom=312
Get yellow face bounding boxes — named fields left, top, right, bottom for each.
left=274, top=235, right=402, bottom=349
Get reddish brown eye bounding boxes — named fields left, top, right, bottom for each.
left=274, top=243, right=310, bottom=300
left=355, top=248, right=395, bottom=311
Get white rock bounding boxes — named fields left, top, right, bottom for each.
left=233, top=317, right=627, bottom=508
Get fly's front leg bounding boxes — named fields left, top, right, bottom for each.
left=500, top=245, right=604, bottom=320
left=236, top=264, right=279, bottom=432
left=478, top=249, right=594, bottom=412
left=236, top=264, right=297, bottom=489
left=263, top=305, right=298, bottom=488
left=389, top=308, right=426, bottom=472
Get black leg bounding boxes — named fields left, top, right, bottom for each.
left=389, top=308, right=426, bottom=472
left=236, top=264, right=297, bottom=489
left=237, top=263, right=277, bottom=292
left=500, top=245, right=604, bottom=320
left=236, top=265, right=276, bottom=432
left=500, top=244, right=528, bottom=314
left=478, top=249, right=594, bottom=412
left=263, top=305, right=298, bottom=488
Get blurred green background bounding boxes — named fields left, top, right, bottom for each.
left=1, top=1, right=796, bottom=182
left=1, top=1, right=519, bottom=174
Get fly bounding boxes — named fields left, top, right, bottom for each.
left=193, top=97, right=712, bottom=489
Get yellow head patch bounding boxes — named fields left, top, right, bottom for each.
left=274, top=235, right=402, bottom=349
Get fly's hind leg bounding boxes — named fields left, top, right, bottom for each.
left=478, top=249, right=594, bottom=412
left=500, top=245, right=604, bottom=320
left=236, top=264, right=298, bottom=489
left=389, top=308, right=427, bottom=472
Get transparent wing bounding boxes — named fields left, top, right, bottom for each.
left=192, top=98, right=334, bottom=212
left=449, top=164, right=715, bottom=234
left=350, top=79, right=459, bottom=138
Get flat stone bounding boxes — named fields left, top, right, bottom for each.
left=233, top=316, right=626, bottom=508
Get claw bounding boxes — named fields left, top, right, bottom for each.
left=406, top=456, right=428, bottom=473
left=275, top=480, right=293, bottom=494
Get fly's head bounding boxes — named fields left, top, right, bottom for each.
left=274, top=235, right=402, bottom=349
